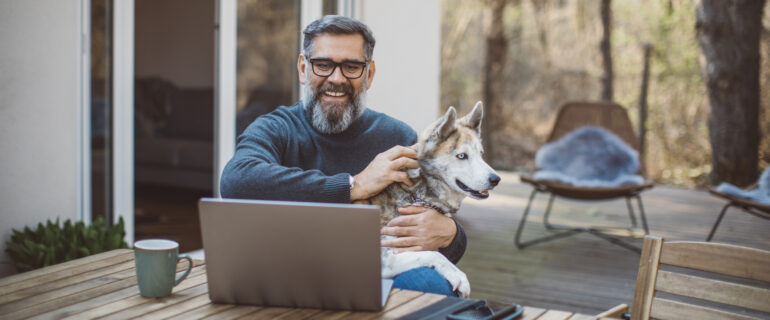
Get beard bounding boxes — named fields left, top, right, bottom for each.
left=303, top=77, right=367, bottom=135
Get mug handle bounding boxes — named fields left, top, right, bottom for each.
left=174, top=255, right=194, bottom=286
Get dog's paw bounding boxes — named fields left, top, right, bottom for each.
left=443, top=268, right=471, bottom=298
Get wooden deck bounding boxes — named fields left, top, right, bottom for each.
left=454, top=171, right=770, bottom=315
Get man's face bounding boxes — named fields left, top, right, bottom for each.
left=298, top=33, right=376, bottom=134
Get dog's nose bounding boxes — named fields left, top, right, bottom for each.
left=489, top=174, right=501, bottom=187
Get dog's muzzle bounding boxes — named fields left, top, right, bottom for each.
left=456, top=179, right=490, bottom=199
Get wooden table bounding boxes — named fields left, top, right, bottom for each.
left=0, top=249, right=593, bottom=319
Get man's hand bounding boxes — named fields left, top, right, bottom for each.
left=380, top=206, right=457, bottom=253
left=350, top=146, right=419, bottom=201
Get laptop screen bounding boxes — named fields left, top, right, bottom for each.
left=199, top=198, right=386, bottom=311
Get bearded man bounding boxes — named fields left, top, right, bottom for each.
left=220, top=15, right=467, bottom=296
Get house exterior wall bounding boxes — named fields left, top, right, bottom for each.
left=360, top=0, right=441, bottom=132
left=0, top=1, right=85, bottom=277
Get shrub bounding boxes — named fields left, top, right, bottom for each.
left=5, top=217, right=128, bottom=271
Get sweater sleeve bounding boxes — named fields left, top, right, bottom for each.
left=438, top=219, right=467, bottom=264
left=219, top=115, right=350, bottom=203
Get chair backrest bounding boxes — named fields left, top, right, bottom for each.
left=548, top=101, right=639, bottom=151
left=631, top=236, right=770, bottom=320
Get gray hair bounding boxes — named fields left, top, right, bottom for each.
left=302, top=15, right=376, bottom=61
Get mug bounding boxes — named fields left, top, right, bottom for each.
left=133, top=239, right=193, bottom=298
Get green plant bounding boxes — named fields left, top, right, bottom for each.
left=5, top=217, right=128, bottom=271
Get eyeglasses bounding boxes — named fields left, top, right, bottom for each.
left=308, top=58, right=368, bottom=79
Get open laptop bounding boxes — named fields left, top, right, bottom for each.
left=198, top=198, right=392, bottom=311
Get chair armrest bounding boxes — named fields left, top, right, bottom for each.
left=596, top=303, right=628, bottom=318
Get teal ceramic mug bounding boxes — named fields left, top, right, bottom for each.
left=133, top=239, right=193, bottom=298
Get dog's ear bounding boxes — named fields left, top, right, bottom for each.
left=433, top=106, right=457, bottom=141
left=461, top=101, right=483, bottom=134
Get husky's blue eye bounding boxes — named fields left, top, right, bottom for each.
left=456, top=153, right=468, bottom=160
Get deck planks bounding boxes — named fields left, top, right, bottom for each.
left=456, top=172, right=770, bottom=315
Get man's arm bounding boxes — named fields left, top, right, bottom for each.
left=220, top=118, right=350, bottom=203
left=221, top=116, right=420, bottom=203
left=350, top=146, right=419, bottom=201
left=380, top=206, right=467, bottom=264
left=439, top=220, right=466, bottom=264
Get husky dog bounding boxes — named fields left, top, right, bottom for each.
left=356, top=101, right=500, bottom=298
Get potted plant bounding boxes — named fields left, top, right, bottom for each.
left=5, top=217, right=128, bottom=272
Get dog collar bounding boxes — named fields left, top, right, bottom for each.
left=409, top=196, right=447, bottom=215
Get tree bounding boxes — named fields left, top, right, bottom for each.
left=696, top=0, right=765, bottom=186
left=599, top=0, right=613, bottom=101
left=482, top=0, right=509, bottom=161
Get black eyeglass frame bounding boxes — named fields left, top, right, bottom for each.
left=307, top=58, right=369, bottom=79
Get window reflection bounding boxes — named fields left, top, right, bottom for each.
left=236, top=0, right=300, bottom=135
left=91, top=0, right=113, bottom=223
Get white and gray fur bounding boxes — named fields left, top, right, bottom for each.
left=356, top=101, right=500, bottom=298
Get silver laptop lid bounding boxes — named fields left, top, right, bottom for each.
left=199, top=198, right=384, bottom=311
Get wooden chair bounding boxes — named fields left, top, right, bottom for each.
left=597, top=235, right=770, bottom=320
left=706, top=185, right=770, bottom=241
left=515, top=101, right=654, bottom=252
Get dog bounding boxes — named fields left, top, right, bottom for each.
left=356, top=101, right=500, bottom=298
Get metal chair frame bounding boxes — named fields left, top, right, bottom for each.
left=707, top=200, right=770, bottom=241
left=514, top=185, right=650, bottom=253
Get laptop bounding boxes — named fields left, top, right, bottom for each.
left=198, top=198, right=392, bottom=311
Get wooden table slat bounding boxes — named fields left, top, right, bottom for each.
left=569, top=313, right=599, bottom=320
left=303, top=309, right=351, bottom=320
left=23, top=263, right=205, bottom=320
left=240, top=307, right=319, bottom=320
left=4, top=268, right=139, bottom=319
left=536, top=309, right=575, bottom=320
left=0, top=251, right=134, bottom=296
left=377, top=289, right=422, bottom=313
left=133, top=292, right=212, bottom=320
left=0, top=249, right=592, bottom=320
left=0, top=249, right=132, bottom=288
left=335, top=289, right=422, bottom=320
left=165, top=302, right=235, bottom=320
left=61, top=270, right=209, bottom=319
left=0, top=260, right=135, bottom=305
left=521, top=306, right=548, bottom=320
left=99, top=283, right=209, bottom=320
left=0, top=266, right=139, bottom=314
left=201, top=305, right=262, bottom=320
left=375, top=292, right=445, bottom=319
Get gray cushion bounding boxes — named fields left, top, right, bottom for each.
left=533, top=126, right=644, bottom=187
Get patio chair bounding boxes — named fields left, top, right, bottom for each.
left=514, top=101, right=654, bottom=252
left=597, top=235, right=770, bottom=320
left=706, top=182, right=770, bottom=242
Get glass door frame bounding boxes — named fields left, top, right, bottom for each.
left=113, top=0, right=135, bottom=244
left=215, top=0, right=237, bottom=197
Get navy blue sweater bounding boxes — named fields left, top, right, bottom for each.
left=220, top=101, right=466, bottom=263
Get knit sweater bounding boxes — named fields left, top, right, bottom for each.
left=220, top=101, right=466, bottom=263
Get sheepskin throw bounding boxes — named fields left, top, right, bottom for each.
left=533, top=126, right=644, bottom=187
left=715, top=167, right=770, bottom=205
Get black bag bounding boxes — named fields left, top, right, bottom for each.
left=397, top=297, right=523, bottom=320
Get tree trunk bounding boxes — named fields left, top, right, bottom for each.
left=599, top=0, right=613, bottom=101
left=482, top=0, right=508, bottom=162
left=696, top=0, right=765, bottom=186
left=531, top=0, right=550, bottom=69
left=638, top=44, right=652, bottom=173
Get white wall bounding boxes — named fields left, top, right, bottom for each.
left=0, top=1, right=85, bottom=277
left=359, top=0, right=441, bottom=132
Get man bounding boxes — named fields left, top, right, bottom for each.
left=220, top=15, right=466, bottom=296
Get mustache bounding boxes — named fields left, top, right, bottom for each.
left=315, top=82, right=353, bottom=97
